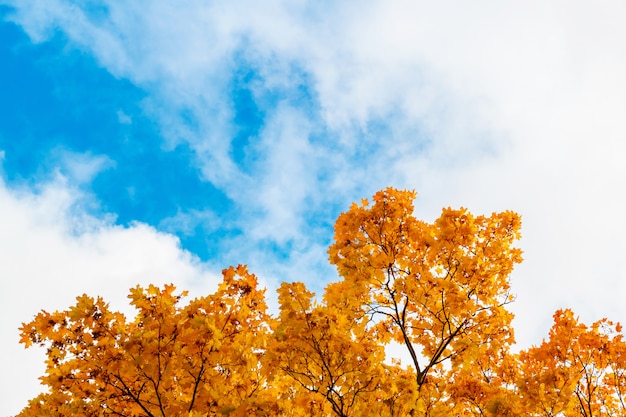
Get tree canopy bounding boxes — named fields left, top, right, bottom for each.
left=17, top=187, right=626, bottom=416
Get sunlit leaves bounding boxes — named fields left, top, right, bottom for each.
left=266, top=281, right=385, bottom=417
left=18, top=265, right=272, bottom=417
left=328, top=187, right=522, bottom=393
left=16, top=187, right=626, bottom=417
left=517, top=309, right=626, bottom=416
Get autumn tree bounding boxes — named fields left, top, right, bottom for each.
left=327, top=187, right=522, bottom=413
left=517, top=309, right=626, bottom=416
left=265, top=187, right=524, bottom=416
left=17, top=265, right=274, bottom=417
left=17, top=186, right=626, bottom=417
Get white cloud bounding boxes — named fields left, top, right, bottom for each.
left=6, top=0, right=626, bottom=363
left=247, top=104, right=315, bottom=242
left=116, top=109, right=132, bottom=124
left=0, top=175, right=220, bottom=416
left=159, top=207, right=219, bottom=237
left=53, top=149, right=115, bottom=185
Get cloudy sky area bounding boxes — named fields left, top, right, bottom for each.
left=1, top=1, right=626, bottom=414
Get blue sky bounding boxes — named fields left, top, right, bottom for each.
left=2, top=2, right=626, bottom=415
left=1, top=10, right=242, bottom=260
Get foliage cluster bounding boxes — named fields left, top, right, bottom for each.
left=17, top=188, right=626, bottom=416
